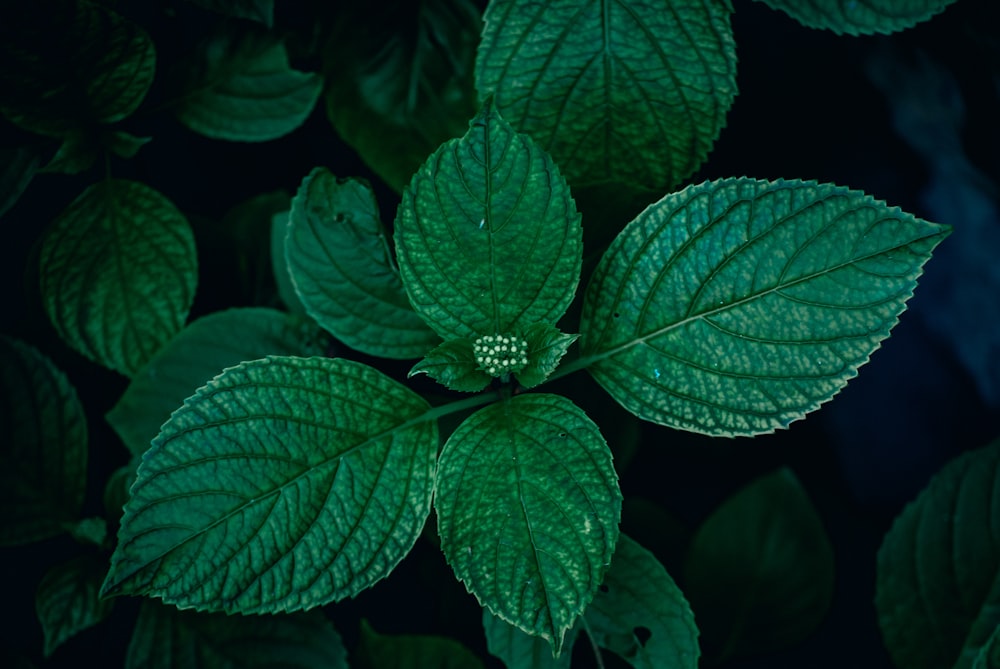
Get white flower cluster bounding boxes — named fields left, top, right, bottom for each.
left=473, top=334, right=529, bottom=377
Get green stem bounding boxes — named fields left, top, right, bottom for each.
left=580, top=616, right=606, bottom=669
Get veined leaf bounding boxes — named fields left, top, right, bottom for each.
left=287, top=168, right=438, bottom=359
left=755, top=0, right=958, bottom=36
left=409, top=338, right=492, bottom=393
left=435, top=394, right=621, bottom=655
left=102, top=356, right=438, bottom=613
left=271, top=211, right=309, bottom=315
left=40, top=179, right=197, bottom=377
left=396, top=100, right=582, bottom=340
left=0, top=336, right=87, bottom=546
left=516, top=323, right=578, bottom=389
left=476, top=0, right=737, bottom=192
left=36, top=555, right=113, bottom=657
left=876, top=440, right=1000, bottom=669
left=580, top=177, right=949, bottom=436
left=356, top=619, right=485, bottom=669
left=483, top=612, right=577, bottom=669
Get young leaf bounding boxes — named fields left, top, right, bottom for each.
left=409, top=338, right=492, bottom=393
left=516, top=324, right=578, bottom=389
left=355, top=619, right=485, bottom=669
left=0, top=336, right=87, bottom=546
left=396, top=100, right=582, bottom=340
left=580, top=177, right=949, bottom=436
left=36, top=555, right=113, bottom=657
left=435, top=394, right=621, bottom=655
left=755, top=0, right=959, bottom=36
left=287, top=168, right=438, bottom=359
left=39, top=179, right=198, bottom=377
left=483, top=612, right=577, bottom=669
left=876, top=440, right=1000, bottom=669
left=476, top=0, right=737, bottom=193
left=102, top=356, right=438, bottom=613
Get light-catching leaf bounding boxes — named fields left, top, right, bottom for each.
left=580, top=177, right=949, bottom=436
left=356, top=619, right=485, bottom=669
left=876, top=440, right=1000, bottom=669
left=0, top=336, right=87, bottom=546
left=396, top=100, right=582, bottom=340
left=755, top=0, right=958, bottom=36
left=409, top=338, right=491, bottom=393
left=483, top=612, right=577, bottom=669
left=516, top=323, right=578, bottom=389
left=287, top=168, right=438, bottom=358
left=39, top=179, right=197, bottom=377
left=36, top=555, right=113, bottom=657
left=102, top=356, right=438, bottom=613
left=435, top=394, right=621, bottom=655
left=476, top=0, right=737, bottom=192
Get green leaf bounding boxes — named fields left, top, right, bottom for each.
left=39, top=179, right=198, bottom=377
left=435, top=393, right=621, bottom=655
left=36, top=554, right=113, bottom=657
left=322, top=0, right=480, bottom=192
left=271, top=211, right=308, bottom=315
left=476, top=0, right=737, bottom=193
left=0, top=146, right=43, bottom=219
left=69, top=517, right=108, bottom=548
left=106, top=307, right=328, bottom=457
left=126, top=600, right=347, bottom=669
left=579, top=177, right=949, bottom=436
left=0, top=336, right=87, bottom=546
left=484, top=612, right=577, bottom=669
left=287, top=168, right=438, bottom=358
left=409, top=338, right=491, bottom=392
left=185, top=0, right=275, bottom=27
left=104, top=456, right=140, bottom=525
left=396, top=100, right=583, bottom=340
left=356, top=619, right=485, bottom=669
left=102, top=356, right=438, bottom=613
left=974, top=626, right=1000, bottom=669
left=876, top=440, right=1000, bottom=669
left=682, top=468, right=833, bottom=664
left=754, top=0, right=959, bottom=36
left=516, top=324, right=578, bottom=389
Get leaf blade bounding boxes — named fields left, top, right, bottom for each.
left=36, top=555, right=113, bottom=657
left=755, top=0, right=959, bottom=36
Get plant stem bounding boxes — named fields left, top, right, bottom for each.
left=580, top=616, right=606, bottom=669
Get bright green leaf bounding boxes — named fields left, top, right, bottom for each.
left=39, top=179, right=198, bottom=377
left=435, top=393, right=621, bottom=655
left=484, top=612, right=577, bottom=669
left=409, top=338, right=491, bottom=392
left=356, top=619, right=485, bottom=669
left=755, top=0, right=959, bottom=36
left=580, top=177, right=949, bottom=436
left=102, top=356, right=438, bottom=613
left=0, top=336, right=87, bottom=546
left=36, top=554, right=113, bottom=657
left=876, top=440, right=1000, bottom=669
left=516, top=324, right=578, bottom=389
left=287, top=168, right=438, bottom=358
left=476, top=0, right=737, bottom=192
left=396, top=100, right=582, bottom=340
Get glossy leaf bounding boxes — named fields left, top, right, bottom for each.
left=0, top=337, right=87, bottom=546
left=876, top=440, right=1000, bottom=669
left=483, top=612, right=576, bottom=669
left=396, top=100, right=582, bottom=340
left=580, top=178, right=949, bottom=436
left=755, top=0, right=958, bottom=36
left=36, top=555, right=113, bottom=657
left=476, top=0, right=737, bottom=192
left=409, top=338, right=491, bottom=393
left=40, top=179, right=198, bottom=377
left=102, top=356, right=438, bottom=613
left=287, top=168, right=438, bottom=358
left=356, top=619, right=485, bottom=669
left=436, top=394, right=621, bottom=654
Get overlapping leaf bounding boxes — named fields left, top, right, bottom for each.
left=36, top=555, right=113, bottom=657
left=484, top=612, right=576, bottom=669
left=356, top=620, right=485, bottom=669
left=755, top=0, right=958, bottom=36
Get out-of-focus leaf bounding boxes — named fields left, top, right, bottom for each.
left=483, top=612, right=577, bottom=669
left=36, top=554, right=113, bottom=657
left=355, top=619, right=485, bottom=669
left=0, top=146, right=43, bottom=219
left=184, top=0, right=275, bottom=27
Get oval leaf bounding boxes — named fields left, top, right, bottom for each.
left=36, top=555, right=113, bottom=657
left=755, top=0, right=958, bottom=36
left=580, top=177, right=950, bottom=436
left=101, top=356, right=438, bottom=613
left=435, top=394, right=621, bottom=655
left=396, top=100, right=582, bottom=340
left=40, top=179, right=198, bottom=377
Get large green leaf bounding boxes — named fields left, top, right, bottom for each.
left=435, top=394, right=621, bottom=655
left=876, top=440, right=1000, bottom=669
left=35, top=554, right=113, bottom=657
left=39, top=179, right=198, bottom=377
left=396, top=100, right=582, bottom=340
left=755, top=0, right=958, bottom=36
left=579, top=178, right=949, bottom=436
left=287, top=168, right=438, bottom=358
left=355, top=619, right=485, bottom=669
left=126, top=600, right=347, bottom=669
left=0, top=337, right=87, bottom=546
left=476, top=0, right=737, bottom=193
left=101, top=356, right=438, bottom=613
left=483, top=612, right=577, bottom=669
left=106, top=308, right=329, bottom=457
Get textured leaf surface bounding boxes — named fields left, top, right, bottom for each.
left=36, top=555, right=113, bottom=657
left=356, top=619, right=485, bottom=669
left=287, top=168, right=438, bottom=358
left=476, top=0, right=737, bottom=192
left=102, top=356, right=438, bottom=613
left=40, top=179, right=197, bottom=377
left=876, top=440, right=1000, bottom=669
left=106, top=308, right=328, bottom=457
left=410, top=338, right=491, bottom=392
left=580, top=178, right=949, bottom=436
left=755, top=0, right=958, bottom=35
left=516, top=324, right=578, bottom=389
left=484, top=612, right=576, bottom=669
left=126, top=601, right=347, bottom=669
left=0, top=337, right=87, bottom=546
left=436, top=394, right=621, bottom=654
left=396, top=101, right=582, bottom=340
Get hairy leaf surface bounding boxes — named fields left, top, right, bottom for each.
left=755, top=0, right=958, bottom=35
left=36, top=555, right=113, bottom=657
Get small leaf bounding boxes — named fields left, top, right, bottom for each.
left=409, top=338, right=491, bottom=393
left=106, top=131, right=152, bottom=160
left=755, top=0, right=959, bottom=36
left=476, top=0, right=737, bottom=192
left=271, top=211, right=308, bottom=315
left=40, top=179, right=198, bottom=377
left=104, top=456, right=140, bottom=525
left=69, top=517, right=108, bottom=548
left=396, top=100, right=582, bottom=340
left=356, top=619, right=485, bottom=669
left=39, top=131, right=99, bottom=175
left=580, top=178, right=950, bottom=436
left=36, top=554, right=113, bottom=657
left=516, top=324, right=578, bottom=389
left=0, top=145, right=43, bottom=219
left=876, top=440, right=1000, bottom=669
left=0, top=336, right=87, bottom=546
left=435, top=393, right=621, bottom=655
left=483, top=612, right=577, bottom=669
left=287, top=168, right=438, bottom=358
left=102, top=356, right=438, bottom=613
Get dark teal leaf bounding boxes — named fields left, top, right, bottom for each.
left=0, top=146, right=43, bottom=219
left=103, top=457, right=140, bottom=525
left=974, top=626, right=1000, bottom=669
left=515, top=324, right=578, bottom=389
left=356, top=619, right=485, bottom=669
left=755, top=0, right=958, bottom=35
left=483, top=612, right=577, bottom=669
left=271, top=210, right=309, bottom=315
left=40, top=130, right=152, bottom=176
left=580, top=178, right=949, bottom=436
left=185, top=0, right=275, bottom=27
left=409, top=338, right=491, bottom=392
left=69, top=517, right=107, bottom=548
left=36, top=554, right=113, bottom=657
